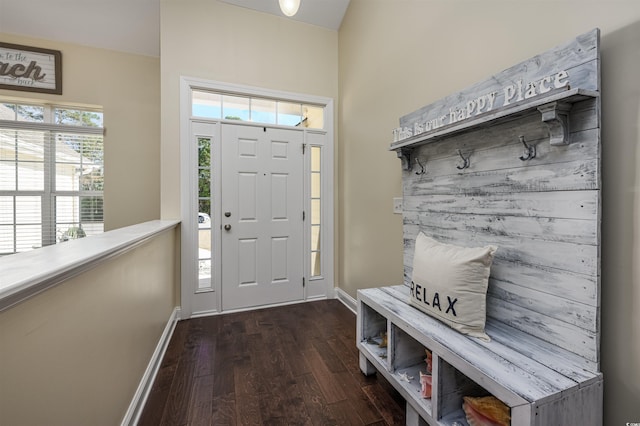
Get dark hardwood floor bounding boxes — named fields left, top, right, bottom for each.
left=138, top=299, right=406, bottom=426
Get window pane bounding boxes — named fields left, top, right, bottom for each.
left=311, top=146, right=321, bottom=172
left=0, top=103, right=16, bottom=120
left=311, top=199, right=321, bottom=225
left=0, top=225, right=14, bottom=254
left=55, top=108, right=103, bottom=127
left=56, top=196, right=79, bottom=223
left=56, top=133, right=104, bottom=191
left=17, top=130, right=46, bottom=161
left=56, top=164, right=80, bottom=190
left=17, top=105, right=44, bottom=122
left=303, top=104, right=324, bottom=129
left=311, top=173, right=321, bottom=199
left=0, top=197, right=13, bottom=224
left=0, top=161, right=16, bottom=190
left=80, top=196, right=103, bottom=223
left=251, top=98, right=276, bottom=124
left=80, top=165, right=104, bottom=191
left=199, top=170, right=211, bottom=199
left=198, top=223, right=212, bottom=283
left=311, top=251, right=321, bottom=277
left=55, top=134, right=83, bottom=164
left=277, top=101, right=302, bottom=126
left=17, top=162, right=44, bottom=191
left=0, top=129, right=16, bottom=161
left=198, top=138, right=211, bottom=168
left=15, top=196, right=41, bottom=224
left=199, top=259, right=211, bottom=281
left=16, top=225, right=41, bottom=251
left=199, top=200, right=211, bottom=219
left=192, top=91, right=221, bottom=119
left=311, top=225, right=320, bottom=251
left=81, top=135, right=104, bottom=163
left=223, top=95, right=250, bottom=121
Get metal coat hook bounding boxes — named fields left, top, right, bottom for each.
left=415, top=157, right=426, bottom=175
left=456, top=149, right=470, bottom=170
left=518, top=135, right=536, bottom=161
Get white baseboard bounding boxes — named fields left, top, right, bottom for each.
left=121, top=307, right=181, bottom=426
left=334, top=287, right=357, bottom=314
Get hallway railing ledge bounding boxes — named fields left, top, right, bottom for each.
left=0, top=219, right=180, bottom=312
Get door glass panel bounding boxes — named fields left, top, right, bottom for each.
left=310, top=146, right=321, bottom=277
left=311, top=251, right=321, bottom=278
left=198, top=137, right=212, bottom=287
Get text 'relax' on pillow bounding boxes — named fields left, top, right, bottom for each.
left=409, top=232, right=497, bottom=342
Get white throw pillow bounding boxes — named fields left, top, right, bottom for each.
left=409, top=233, right=497, bottom=341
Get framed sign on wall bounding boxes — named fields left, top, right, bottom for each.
left=0, top=42, right=62, bottom=95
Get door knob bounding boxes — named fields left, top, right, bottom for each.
left=224, top=224, right=232, bottom=231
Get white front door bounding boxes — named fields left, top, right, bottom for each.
left=220, top=124, right=304, bottom=311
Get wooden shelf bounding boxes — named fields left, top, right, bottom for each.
left=389, top=88, right=598, bottom=169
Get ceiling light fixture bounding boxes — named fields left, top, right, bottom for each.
left=279, top=0, right=300, bottom=17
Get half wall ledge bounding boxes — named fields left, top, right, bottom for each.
left=0, top=219, right=180, bottom=312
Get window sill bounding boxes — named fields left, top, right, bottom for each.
left=0, top=219, right=180, bottom=312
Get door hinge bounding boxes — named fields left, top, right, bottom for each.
left=303, top=210, right=306, bottom=221
left=302, top=143, right=306, bottom=154
left=303, top=277, right=306, bottom=287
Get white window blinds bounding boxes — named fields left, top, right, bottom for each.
left=0, top=102, right=104, bottom=255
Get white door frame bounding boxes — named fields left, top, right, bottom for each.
left=179, top=76, right=335, bottom=318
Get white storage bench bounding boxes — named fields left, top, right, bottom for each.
left=357, top=285, right=603, bottom=426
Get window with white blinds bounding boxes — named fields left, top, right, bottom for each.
left=0, top=102, right=104, bottom=255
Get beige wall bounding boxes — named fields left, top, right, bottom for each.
left=0, top=228, right=177, bottom=425
left=0, top=33, right=161, bottom=231
left=160, top=0, right=339, bottom=221
left=339, top=1, right=640, bottom=423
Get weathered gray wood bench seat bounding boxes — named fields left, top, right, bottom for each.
left=357, top=285, right=603, bottom=425
left=357, top=29, right=604, bottom=426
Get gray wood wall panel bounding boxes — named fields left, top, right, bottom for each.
left=395, top=29, right=601, bottom=370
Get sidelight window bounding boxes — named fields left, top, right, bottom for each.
left=310, top=146, right=322, bottom=277
left=197, top=136, right=212, bottom=288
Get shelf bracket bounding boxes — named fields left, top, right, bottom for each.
left=538, top=101, right=572, bottom=146
left=397, top=148, right=413, bottom=171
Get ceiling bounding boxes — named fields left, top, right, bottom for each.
left=0, top=0, right=349, bottom=58
left=220, top=0, right=350, bottom=31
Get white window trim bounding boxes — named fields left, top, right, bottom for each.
left=179, top=76, right=335, bottom=318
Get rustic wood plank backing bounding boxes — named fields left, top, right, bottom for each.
left=397, top=29, right=601, bottom=369
left=403, top=190, right=599, bottom=220
left=398, top=31, right=599, bottom=130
